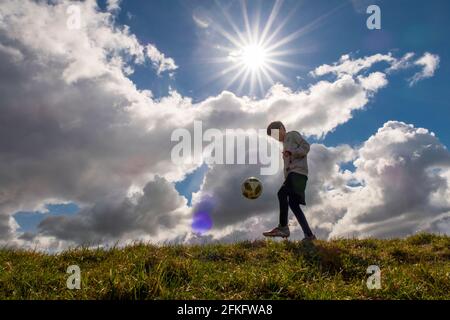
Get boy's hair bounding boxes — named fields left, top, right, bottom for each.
left=267, top=121, right=285, bottom=136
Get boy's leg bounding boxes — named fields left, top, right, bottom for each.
left=288, top=195, right=313, bottom=237
left=263, top=185, right=290, bottom=238
left=277, top=185, right=289, bottom=227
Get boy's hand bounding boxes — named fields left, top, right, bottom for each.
left=282, top=150, right=292, bottom=158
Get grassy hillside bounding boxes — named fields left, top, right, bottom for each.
left=0, top=233, right=449, bottom=300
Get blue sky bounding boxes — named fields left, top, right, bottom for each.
left=106, top=0, right=450, bottom=146
left=14, top=203, right=80, bottom=234
left=12, top=0, right=450, bottom=235
left=115, top=0, right=450, bottom=199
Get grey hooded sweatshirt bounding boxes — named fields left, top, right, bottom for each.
left=283, top=131, right=310, bottom=178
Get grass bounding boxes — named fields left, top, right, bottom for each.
left=0, top=233, right=449, bottom=300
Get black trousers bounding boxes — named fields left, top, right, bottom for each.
left=277, top=185, right=313, bottom=237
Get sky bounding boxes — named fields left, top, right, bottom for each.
left=0, top=0, right=449, bottom=250
left=113, top=0, right=450, bottom=142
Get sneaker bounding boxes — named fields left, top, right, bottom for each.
left=263, top=226, right=290, bottom=238
left=301, top=234, right=317, bottom=242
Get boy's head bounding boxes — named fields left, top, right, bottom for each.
left=267, top=121, right=286, bottom=142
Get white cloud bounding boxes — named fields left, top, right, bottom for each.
left=312, top=52, right=440, bottom=88
left=387, top=52, right=415, bottom=72
left=146, top=44, right=178, bottom=76
left=0, top=1, right=446, bottom=249
left=409, top=52, right=440, bottom=86
left=200, top=121, right=450, bottom=242
left=0, top=0, right=193, bottom=246
left=106, top=0, right=121, bottom=13
left=328, top=121, right=450, bottom=238
left=311, top=53, right=395, bottom=77
left=357, top=72, right=388, bottom=92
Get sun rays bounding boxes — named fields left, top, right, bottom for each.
left=203, top=0, right=307, bottom=96
left=199, top=0, right=346, bottom=97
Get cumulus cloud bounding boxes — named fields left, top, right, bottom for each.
left=0, top=0, right=446, bottom=249
left=146, top=44, right=178, bottom=76
left=199, top=121, right=450, bottom=241
left=315, top=121, right=450, bottom=239
left=38, top=176, right=190, bottom=246
left=357, top=72, right=388, bottom=92
left=0, top=0, right=193, bottom=246
left=190, top=142, right=357, bottom=242
left=409, top=52, right=440, bottom=86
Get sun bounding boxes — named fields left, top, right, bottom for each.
left=228, top=43, right=269, bottom=72
left=203, top=0, right=310, bottom=96
left=239, top=44, right=268, bottom=71
left=202, top=0, right=333, bottom=96
left=224, top=31, right=290, bottom=96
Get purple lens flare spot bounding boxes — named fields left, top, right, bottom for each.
left=191, top=211, right=213, bottom=234
left=191, top=195, right=215, bottom=234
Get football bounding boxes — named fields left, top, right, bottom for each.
left=241, top=177, right=263, bottom=200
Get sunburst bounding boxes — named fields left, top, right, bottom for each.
left=201, top=0, right=345, bottom=96
left=231, top=44, right=268, bottom=71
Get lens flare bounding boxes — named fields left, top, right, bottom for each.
left=191, top=195, right=216, bottom=234
left=191, top=211, right=213, bottom=234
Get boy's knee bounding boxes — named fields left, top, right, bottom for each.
left=277, top=187, right=286, bottom=199
left=277, top=190, right=283, bottom=198
left=288, top=196, right=300, bottom=207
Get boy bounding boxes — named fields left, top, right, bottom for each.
left=263, top=121, right=316, bottom=241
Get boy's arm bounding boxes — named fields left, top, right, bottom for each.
left=285, top=132, right=310, bottom=158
